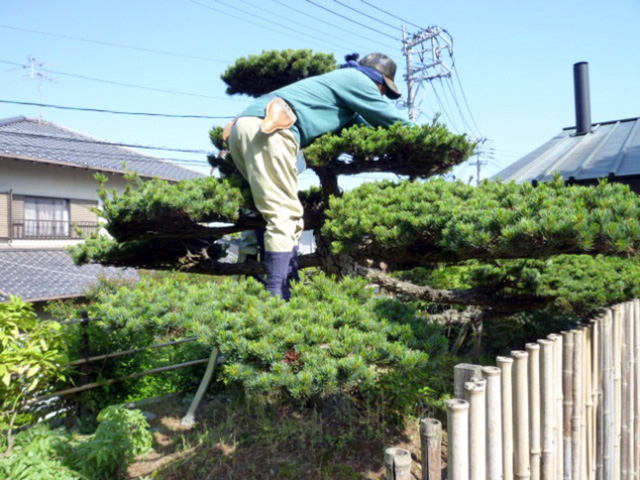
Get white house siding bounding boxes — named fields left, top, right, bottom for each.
left=0, top=157, right=131, bottom=249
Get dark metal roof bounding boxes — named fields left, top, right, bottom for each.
left=0, top=116, right=205, bottom=181
left=0, top=249, right=138, bottom=302
left=492, top=117, right=640, bottom=183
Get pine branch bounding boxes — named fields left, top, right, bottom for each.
left=357, top=267, right=548, bottom=312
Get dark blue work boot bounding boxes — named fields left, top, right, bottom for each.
left=283, top=247, right=300, bottom=301
left=264, top=250, right=294, bottom=299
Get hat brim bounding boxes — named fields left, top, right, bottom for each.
left=383, top=76, right=401, bottom=100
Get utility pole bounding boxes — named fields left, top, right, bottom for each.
left=468, top=138, right=488, bottom=185
left=401, top=25, right=454, bottom=121
left=24, top=57, right=56, bottom=122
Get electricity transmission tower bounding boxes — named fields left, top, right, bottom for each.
left=401, top=25, right=453, bottom=121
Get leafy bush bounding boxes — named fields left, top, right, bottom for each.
left=0, top=406, right=152, bottom=480
left=0, top=296, right=68, bottom=452
left=72, top=405, right=153, bottom=480
left=0, top=424, right=79, bottom=480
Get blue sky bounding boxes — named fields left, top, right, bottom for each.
left=1, top=0, right=639, bottom=187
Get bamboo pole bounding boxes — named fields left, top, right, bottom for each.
left=482, top=366, right=503, bottom=480
left=466, top=379, right=487, bottom=480
left=32, top=358, right=210, bottom=403
left=623, top=302, right=635, bottom=480
left=447, top=399, right=470, bottom=480
left=527, top=342, right=542, bottom=480
left=603, top=309, right=615, bottom=480
left=633, top=299, right=640, bottom=480
left=420, top=418, right=442, bottom=480
left=629, top=301, right=636, bottom=480
left=597, top=315, right=605, bottom=480
left=562, top=330, right=574, bottom=480
left=622, top=303, right=631, bottom=480
left=614, top=306, right=623, bottom=480
left=589, top=320, right=600, bottom=480
left=182, top=347, right=219, bottom=427
left=548, top=333, right=564, bottom=480
left=385, top=447, right=412, bottom=480
left=512, top=350, right=531, bottom=480
left=538, top=339, right=555, bottom=480
left=497, top=356, right=514, bottom=480
left=455, top=363, right=483, bottom=398
left=583, top=325, right=593, bottom=480
left=572, top=328, right=584, bottom=480
left=68, top=337, right=198, bottom=366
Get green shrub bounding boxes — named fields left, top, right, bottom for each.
left=0, top=406, right=152, bottom=480
left=81, top=273, right=449, bottom=416
left=0, top=424, right=80, bottom=480
left=0, top=296, right=68, bottom=452
left=72, top=405, right=153, bottom=480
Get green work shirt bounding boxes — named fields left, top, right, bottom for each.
left=238, top=68, right=411, bottom=147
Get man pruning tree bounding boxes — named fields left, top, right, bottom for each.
left=224, top=53, right=411, bottom=300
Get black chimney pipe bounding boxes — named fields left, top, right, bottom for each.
left=573, top=62, right=591, bottom=135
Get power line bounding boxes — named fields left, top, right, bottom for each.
left=1, top=131, right=213, bottom=155
left=443, top=77, right=480, bottom=137
left=305, top=0, right=401, bottom=41
left=236, top=0, right=354, bottom=52
left=358, top=0, right=425, bottom=30
left=330, top=0, right=400, bottom=31
left=0, top=24, right=231, bottom=64
left=0, top=59, right=248, bottom=102
left=451, top=64, right=482, bottom=137
left=188, top=0, right=342, bottom=52
left=0, top=99, right=235, bottom=120
left=266, top=0, right=395, bottom=51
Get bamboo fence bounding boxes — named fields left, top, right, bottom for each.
left=385, top=300, right=640, bottom=480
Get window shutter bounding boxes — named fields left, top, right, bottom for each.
left=0, top=193, right=8, bottom=238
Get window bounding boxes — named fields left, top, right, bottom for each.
left=24, top=197, right=70, bottom=237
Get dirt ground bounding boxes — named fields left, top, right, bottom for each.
left=126, top=393, right=448, bottom=480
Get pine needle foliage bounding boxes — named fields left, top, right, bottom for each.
left=324, top=176, right=640, bottom=264
left=304, top=119, right=475, bottom=177
left=82, top=273, right=448, bottom=411
left=95, top=172, right=251, bottom=242
left=220, top=49, right=337, bottom=97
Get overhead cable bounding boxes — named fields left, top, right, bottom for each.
left=358, top=0, right=424, bottom=30
left=0, top=60, right=249, bottom=102
left=452, top=64, right=482, bottom=137
left=305, top=0, right=401, bottom=41
left=267, top=0, right=396, bottom=51
left=238, top=0, right=356, bottom=52
left=331, top=0, right=400, bottom=31
left=443, top=78, right=480, bottom=137
left=0, top=24, right=230, bottom=64
left=0, top=99, right=235, bottom=120
left=188, top=0, right=342, bottom=52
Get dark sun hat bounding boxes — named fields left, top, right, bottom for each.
left=359, top=53, right=402, bottom=100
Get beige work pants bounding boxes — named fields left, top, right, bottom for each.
left=228, top=116, right=304, bottom=252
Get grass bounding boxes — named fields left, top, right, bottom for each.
left=127, top=393, right=434, bottom=480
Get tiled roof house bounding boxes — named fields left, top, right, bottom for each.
left=0, top=116, right=206, bottom=307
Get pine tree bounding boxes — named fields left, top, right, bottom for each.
left=72, top=49, right=640, bottom=324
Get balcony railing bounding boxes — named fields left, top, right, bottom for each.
left=12, top=220, right=99, bottom=240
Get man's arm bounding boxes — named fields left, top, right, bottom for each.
left=337, top=75, right=413, bottom=128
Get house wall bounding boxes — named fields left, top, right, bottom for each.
left=0, top=157, right=131, bottom=248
